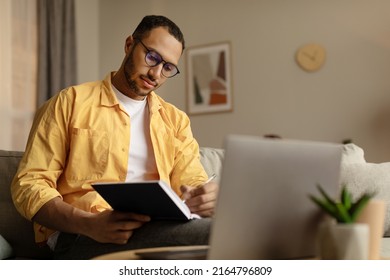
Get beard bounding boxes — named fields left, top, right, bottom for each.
left=123, top=48, right=158, bottom=98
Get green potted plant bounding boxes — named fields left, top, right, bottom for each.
left=309, top=184, right=375, bottom=259
left=309, top=184, right=374, bottom=223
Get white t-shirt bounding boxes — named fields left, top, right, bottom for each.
left=113, top=86, right=158, bottom=182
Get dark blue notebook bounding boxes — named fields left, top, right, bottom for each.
left=92, top=180, right=199, bottom=220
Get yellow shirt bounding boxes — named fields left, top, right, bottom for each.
left=11, top=72, right=207, bottom=243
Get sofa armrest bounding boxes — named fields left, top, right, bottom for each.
left=0, top=150, right=53, bottom=259
left=0, top=235, right=13, bottom=259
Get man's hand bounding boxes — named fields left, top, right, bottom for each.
left=83, top=210, right=150, bottom=244
left=180, top=181, right=219, bottom=217
left=32, top=197, right=150, bottom=245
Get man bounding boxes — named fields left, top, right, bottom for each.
left=11, top=15, right=218, bottom=259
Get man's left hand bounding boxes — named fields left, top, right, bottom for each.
left=180, top=181, right=219, bottom=217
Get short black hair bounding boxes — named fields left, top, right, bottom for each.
left=132, top=15, right=185, bottom=50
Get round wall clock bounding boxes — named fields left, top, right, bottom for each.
left=295, top=43, right=326, bottom=72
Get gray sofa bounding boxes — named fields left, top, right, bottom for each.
left=1, top=144, right=390, bottom=259
left=0, top=150, right=52, bottom=259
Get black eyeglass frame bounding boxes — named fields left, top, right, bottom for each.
left=136, top=39, right=180, bottom=78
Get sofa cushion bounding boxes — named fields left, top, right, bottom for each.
left=0, top=150, right=52, bottom=259
left=199, top=147, right=224, bottom=184
left=340, top=144, right=390, bottom=237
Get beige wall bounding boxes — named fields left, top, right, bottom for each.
left=75, top=0, right=100, bottom=83
left=76, top=0, right=390, bottom=162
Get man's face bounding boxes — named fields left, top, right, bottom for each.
left=123, top=27, right=182, bottom=100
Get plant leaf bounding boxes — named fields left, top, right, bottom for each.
left=340, top=185, right=352, bottom=211
left=309, top=195, right=338, bottom=218
left=335, top=202, right=353, bottom=223
left=349, top=193, right=375, bottom=222
left=316, top=184, right=336, bottom=205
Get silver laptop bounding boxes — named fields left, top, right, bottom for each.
left=207, top=134, right=342, bottom=259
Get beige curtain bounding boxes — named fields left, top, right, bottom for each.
left=0, top=0, right=38, bottom=151
left=0, top=0, right=77, bottom=151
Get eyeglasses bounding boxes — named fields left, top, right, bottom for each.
left=137, top=39, right=180, bottom=78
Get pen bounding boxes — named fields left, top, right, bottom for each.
left=204, top=173, right=217, bottom=184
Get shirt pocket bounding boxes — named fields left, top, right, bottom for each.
left=66, top=128, right=109, bottom=181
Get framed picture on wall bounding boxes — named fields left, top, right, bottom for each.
left=185, top=41, right=233, bottom=115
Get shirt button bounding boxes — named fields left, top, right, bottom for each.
left=122, top=148, right=126, bottom=152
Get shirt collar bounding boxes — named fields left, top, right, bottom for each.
left=101, top=72, right=119, bottom=107
left=101, top=71, right=162, bottom=114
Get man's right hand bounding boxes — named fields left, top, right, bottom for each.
left=32, top=197, right=150, bottom=245
left=84, top=210, right=150, bottom=244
